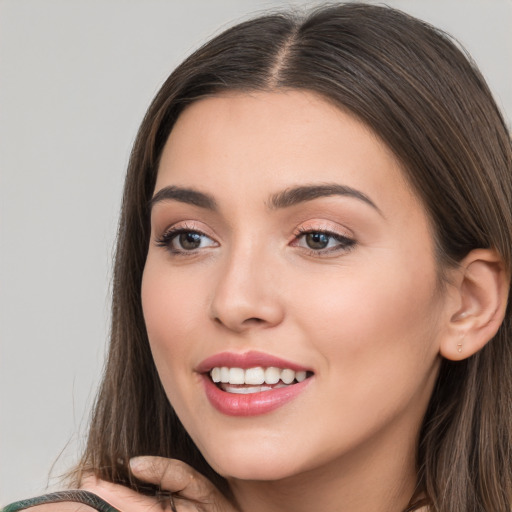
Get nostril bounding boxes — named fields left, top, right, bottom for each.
left=213, top=315, right=265, bottom=329
left=244, top=317, right=264, bottom=324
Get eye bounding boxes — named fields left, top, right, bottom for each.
left=302, top=232, right=334, bottom=250
left=293, top=229, right=356, bottom=254
left=156, top=228, right=217, bottom=254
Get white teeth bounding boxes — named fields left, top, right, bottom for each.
left=265, top=367, right=281, bottom=384
left=220, top=367, right=230, bottom=383
left=209, top=366, right=310, bottom=386
left=280, top=369, right=295, bottom=384
left=245, top=367, right=265, bottom=385
left=229, top=367, right=245, bottom=384
left=211, top=367, right=221, bottom=383
left=223, top=385, right=273, bottom=394
left=296, top=370, right=307, bottom=382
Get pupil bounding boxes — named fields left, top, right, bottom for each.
left=306, top=232, right=329, bottom=249
left=180, top=232, right=201, bottom=250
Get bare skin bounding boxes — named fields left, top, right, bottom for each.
left=24, top=91, right=506, bottom=512
left=142, top=91, right=443, bottom=512
left=22, top=457, right=238, bottom=512
left=25, top=456, right=426, bottom=512
left=80, top=458, right=238, bottom=512
left=140, top=91, right=507, bottom=512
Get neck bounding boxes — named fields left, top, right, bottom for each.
left=228, top=415, right=421, bottom=512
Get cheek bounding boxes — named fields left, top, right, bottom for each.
left=141, top=258, right=206, bottom=388
left=292, top=252, right=441, bottom=374
left=288, top=259, right=442, bottom=444
left=142, top=253, right=209, bottom=332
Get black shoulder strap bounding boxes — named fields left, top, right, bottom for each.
left=2, top=490, right=120, bottom=512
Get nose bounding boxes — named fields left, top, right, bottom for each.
left=209, top=244, right=285, bottom=333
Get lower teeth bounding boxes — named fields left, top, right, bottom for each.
left=220, top=382, right=288, bottom=394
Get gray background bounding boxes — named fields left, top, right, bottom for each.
left=1, top=0, right=511, bottom=504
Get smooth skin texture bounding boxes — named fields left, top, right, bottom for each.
left=140, top=91, right=507, bottom=512
left=22, top=91, right=507, bottom=512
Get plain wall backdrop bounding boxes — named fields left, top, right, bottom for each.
left=1, top=0, right=511, bottom=504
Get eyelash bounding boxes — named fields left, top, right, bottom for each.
left=155, top=226, right=356, bottom=257
left=155, top=225, right=217, bottom=256
left=292, top=227, right=356, bottom=256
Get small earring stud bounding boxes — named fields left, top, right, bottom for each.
left=457, top=332, right=465, bottom=353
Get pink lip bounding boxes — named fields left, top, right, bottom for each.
left=196, top=350, right=311, bottom=373
left=196, top=351, right=313, bottom=417
left=201, top=374, right=312, bottom=416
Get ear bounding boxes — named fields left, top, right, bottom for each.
left=440, top=249, right=509, bottom=361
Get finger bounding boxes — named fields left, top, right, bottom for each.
left=130, top=457, right=193, bottom=493
left=129, top=456, right=230, bottom=507
left=80, top=474, right=176, bottom=512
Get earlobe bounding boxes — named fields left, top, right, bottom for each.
left=440, top=249, right=509, bottom=361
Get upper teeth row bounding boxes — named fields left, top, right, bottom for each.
left=210, top=366, right=307, bottom=385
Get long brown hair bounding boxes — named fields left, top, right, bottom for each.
left=76, top=4, right=512, bottom=511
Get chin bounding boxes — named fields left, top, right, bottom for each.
left=217, top=461, right=299, bottom=482
left=201, top=443, right=307, bottom=482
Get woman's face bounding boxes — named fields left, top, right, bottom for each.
left=142, top=91, right=447, bottom=482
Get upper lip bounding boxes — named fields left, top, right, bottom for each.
left=196, top=350, right=312, bottom=373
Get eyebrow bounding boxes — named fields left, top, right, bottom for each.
left=268, top=183, right=382, bottom=214
left=149, top=186, right=217, bottom=211
left=149, top=183, right=381, bottom=215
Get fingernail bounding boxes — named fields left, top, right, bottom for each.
left=129, top=456, right=147, bottom=472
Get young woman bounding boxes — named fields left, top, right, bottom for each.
left=4, top=3, right=511, bottom=512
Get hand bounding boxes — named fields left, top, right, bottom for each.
left=129, top=456, right=240, bottom=512
left=80, top=474, right=174, bottom=512
left=79, top=457, right=239, bottom=512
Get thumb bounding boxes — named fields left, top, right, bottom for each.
left=129, top=456, right=238, bottom=512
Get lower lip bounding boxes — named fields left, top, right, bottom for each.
left=201, top=374, right=312, bottom=416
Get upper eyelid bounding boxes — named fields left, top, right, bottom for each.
left=293, top=220, right=354, bottom=238
left=157, top=220, right=215, bottom=237
left=294, top=226, right=348, bottom=235
left=158, top=226, right=216, bottom=243
left=154, top=219, right=355, bottom=243
left=292, top=229, right=355, bottom=244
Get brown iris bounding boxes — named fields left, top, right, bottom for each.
left=304, top=232, right=330, bottom=250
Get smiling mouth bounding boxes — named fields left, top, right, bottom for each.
left=209, top=366, right=314, bottom=395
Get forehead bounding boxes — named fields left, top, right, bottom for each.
left=155, top=90, right=418, bottom=217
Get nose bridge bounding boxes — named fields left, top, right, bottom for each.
left=210, top=235, right=284, bottom=331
